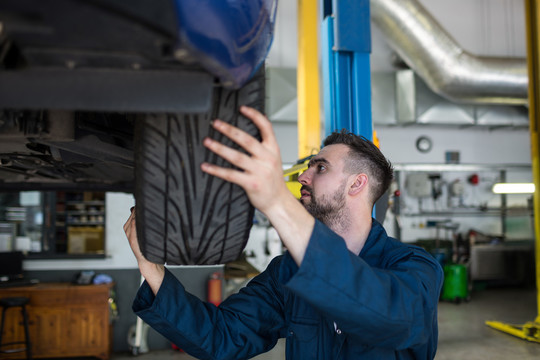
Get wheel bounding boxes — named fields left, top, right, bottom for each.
left=135, top=68, right=265, bottom=265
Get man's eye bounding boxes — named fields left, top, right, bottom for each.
left=317, top=164, right=326, bottom=172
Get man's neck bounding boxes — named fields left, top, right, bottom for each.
left=331, top=212, right=372, bottom=256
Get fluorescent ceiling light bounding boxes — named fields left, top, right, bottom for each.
left=492, top=183, right=535, bottom=194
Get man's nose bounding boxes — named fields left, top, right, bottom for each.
left=298, top=169, right=311, bottom=185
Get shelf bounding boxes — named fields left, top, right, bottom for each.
left=26, top=252, right=107, bottom=260
left=55, top=191, right=106, bottom=257
left=65, top=211, right=105, bottom=215
left=67, top=222, right=105, bottom=226
left=393, top=165, right=533, bottom=243
left=66, top=200, right=105, bottom=206
left=403, top=207, right=532, bottom=217
left=394, top=163, right=531, bottom=172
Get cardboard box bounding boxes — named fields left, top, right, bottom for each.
left=68, top=226, right=104, bottom=254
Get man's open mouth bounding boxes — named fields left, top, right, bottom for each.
left=300, top=189, right=311, bottom=199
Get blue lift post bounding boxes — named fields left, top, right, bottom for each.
left=321, top=0, right=373, bottom=140
left=320, top=0, right=377, bottom=219
left=286, top=0, right=374, bottom=198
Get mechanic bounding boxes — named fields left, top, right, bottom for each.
left=124, top=106, right=444, bottom=359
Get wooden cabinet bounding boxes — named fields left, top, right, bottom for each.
left=0, top=283, right=113, bottom=359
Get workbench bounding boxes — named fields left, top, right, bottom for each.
left=0, top=282, right=113, bottom=359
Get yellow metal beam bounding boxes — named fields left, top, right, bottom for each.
left=283, top=157, right=311, bottom=199
left=297, top=0, right=321, bottom=158
left=526, top=0, right=540, bottom=321
left=486, top=321, right=540, bottom=343
left=485, top=0, right=540, bottom=341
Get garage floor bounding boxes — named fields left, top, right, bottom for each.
left=111, top=287, right=540, bottom=360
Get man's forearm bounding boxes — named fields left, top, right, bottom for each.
left=139, top=262, right=166, bottom=295
left=124, top=208, right=166, bottom=296
left=264, top=192, right=315, bottom=266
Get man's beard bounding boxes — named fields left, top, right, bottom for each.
left=301, top=180, right=351, bottom=234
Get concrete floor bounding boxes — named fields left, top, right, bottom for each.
left=111, top=287, right=540, bottom=360
left=436, top=287, right=540, bottom=360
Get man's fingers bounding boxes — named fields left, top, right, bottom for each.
left=203, top=135, right=252, bottom=170
left=210, top=106, right=279, bottom=158
left=201, top=161, right=249, bottom=186
left=124, top=207, right=147, bottom=261
left=211, top=119, right=263, bottom=157
left=239, top=106, right=279, bottom=148
left=123, top=208, right=136, bottom=237
left=123, top=212, right=132, bottom=233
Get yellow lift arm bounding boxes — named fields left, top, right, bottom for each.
left=283, top=156, right=312, bottom=199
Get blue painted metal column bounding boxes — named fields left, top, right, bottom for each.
left=321, top=0, right=373, bottom=140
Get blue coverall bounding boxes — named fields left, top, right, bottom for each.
left=133, top=219, right=444, bottom=359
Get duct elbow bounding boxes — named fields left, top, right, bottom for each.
left=372, top=0, right=528, bottom=106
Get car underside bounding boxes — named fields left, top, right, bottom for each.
left=0, top=0, right=276, bottom=265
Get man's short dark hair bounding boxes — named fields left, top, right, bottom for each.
left=323, top=129, right=394, bottom=204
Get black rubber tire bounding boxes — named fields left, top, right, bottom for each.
left=134, top=68, right=265, bottom=265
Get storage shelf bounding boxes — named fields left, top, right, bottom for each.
left=67, top=222, right=105, bottom=226
left=65, top=200, right=105, bottom=205
left=26, top=252, right=106, bottom=260
left=65, top=211, right=105, bottom=215
left=393, top=164, right=533, bottom=243
left=394, top=163, right=531, bottom=172
left=52, top=191, right=106, bottom=257
left=403, top=207, right=532, bottom=217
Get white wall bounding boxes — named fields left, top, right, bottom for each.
left=375, top=124, right=533, bottom=246
left=377, top=126, right=531, bottom=165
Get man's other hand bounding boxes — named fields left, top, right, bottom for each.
left=124, top=206, right=165, bottom=295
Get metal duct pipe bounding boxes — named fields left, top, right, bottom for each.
left=371, top=0, right=528, bottom=105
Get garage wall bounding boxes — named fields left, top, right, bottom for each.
left=378, top=127, right=530, bottom=165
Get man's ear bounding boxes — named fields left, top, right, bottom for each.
left=349, top=174, right=368, bottom=196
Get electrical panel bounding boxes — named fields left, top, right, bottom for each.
left=406, top=173, right=431, bottom=197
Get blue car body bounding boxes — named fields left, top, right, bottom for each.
left=174, top=0, right=277, bottom=89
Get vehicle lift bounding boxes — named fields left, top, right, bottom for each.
left=485, top=0, right=540, bottom=343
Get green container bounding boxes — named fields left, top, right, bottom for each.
left=441, top=264, right=469, bottom=302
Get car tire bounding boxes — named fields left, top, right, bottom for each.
left=134, top=68, right=265, bottom=265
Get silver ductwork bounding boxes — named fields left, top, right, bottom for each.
left=371, top=0, right=528, bottom=105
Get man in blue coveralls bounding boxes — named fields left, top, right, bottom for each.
left=124, top=106, right=444, bottom=359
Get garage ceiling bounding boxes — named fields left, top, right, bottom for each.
left=267, top=0, right=526, bottom=71
left=265, top=0, right=528, bottom=128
